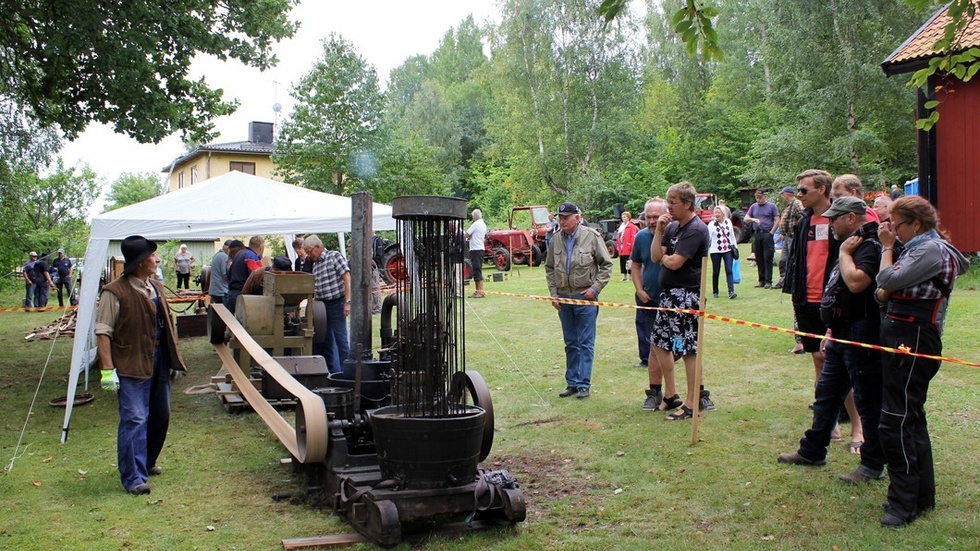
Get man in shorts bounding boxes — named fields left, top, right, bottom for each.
left=783, top=170, right=840, bottom=398
left=651, top=182, right=714, bottom=420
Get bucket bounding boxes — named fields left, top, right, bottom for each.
left=327, top=372, right=391, bottom=412
left=312, top=387, right=354, bottom=420
left=369, top=405, right=485, bottom=489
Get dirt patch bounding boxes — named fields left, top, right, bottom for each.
left=486, top=450, right=610, bottom=528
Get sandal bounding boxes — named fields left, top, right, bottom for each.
left=849, top=441, right=863, bottom=456
left=660, top=394, right=683, bottom=411
left=666, top=405, right=694, bottom=421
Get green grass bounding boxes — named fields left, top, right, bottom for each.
left=2, top=249, right=978, bottom=550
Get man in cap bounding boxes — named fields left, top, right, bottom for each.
left=51, top=248, right=75, bottom=306
left=96, top=236, right=187, bottom=495
left=208, top=240, right=232, bottom=306
left=775, top=186, right=804, bottom=290
left=22, top=251, right=37, bottom=308
left=744, top=188, right=780, bottom=288
left=779, top=196, right=886, bottom=486
left=545, top=201, right=612, bottom=399
left=225, top=236, right=264, bottom=314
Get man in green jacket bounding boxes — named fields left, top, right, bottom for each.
left=545, top=202, right=613, bottom=400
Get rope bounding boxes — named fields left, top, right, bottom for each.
left=4, top=306, right=72, bottom=473
left=490, top=291, right=980, bottom=369
left=464, top=296, right=549, bottom=407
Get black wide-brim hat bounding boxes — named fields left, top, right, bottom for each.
left=121, top=235, right=158, bottom=276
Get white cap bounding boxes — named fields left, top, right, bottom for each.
left=29, top=251, right=37, bottom=257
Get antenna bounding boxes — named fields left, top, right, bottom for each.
left=272, top=80, right=282, bottom=136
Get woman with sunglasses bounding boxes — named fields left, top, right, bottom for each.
left=875, top=195, right=969, bottom=528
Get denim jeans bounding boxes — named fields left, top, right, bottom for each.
left=223, top=289, right=241, bottom=314
left=24, top=282, right=35, bottom=308
left=634, top=294, right=656, bottom=364
left=117, top=346, right=171, bottom=491
left=316, top=298, right=349, bottom=374
left=557, top=293, right=599, bottom=389
left=798, top=319, right=884, bottom=473
left=34, top=284, right=49, bottom=308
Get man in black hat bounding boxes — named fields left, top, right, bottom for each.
left=545, top=201, right=612, bottom=399
left=96, top=236, right=187, bottom=495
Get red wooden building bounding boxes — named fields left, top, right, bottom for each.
left=882, top=2, right=980, bottom=253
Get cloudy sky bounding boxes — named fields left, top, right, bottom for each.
left=60, top=0, right=500, bottom=208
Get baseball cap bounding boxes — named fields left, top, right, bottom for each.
left=557, top=202, right=580, bottom=216
left=57, top=248, right=65, bottom=254
left=781, top=186, right=794, bottom=195
left=755, top=188, right=767, bottom=195
left=29, top=251, right=37, bottom=257
left=822, top=196, right=867, bottom=218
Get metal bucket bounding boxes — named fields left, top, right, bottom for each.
left=369, top=405, right=485, bottom=489
left=326, top=372, right=391, bottom=412
left=312, top=387, right=354, bottom=420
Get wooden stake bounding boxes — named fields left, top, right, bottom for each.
left=691, top=256, right=709, bottom=446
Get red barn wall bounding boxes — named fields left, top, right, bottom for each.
left=935, top=77, right=980, bottom=253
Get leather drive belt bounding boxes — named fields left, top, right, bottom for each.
left=211, top=303, right=327, bottom=463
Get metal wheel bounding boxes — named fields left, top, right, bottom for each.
left=452, top=370, right=494, bottom=461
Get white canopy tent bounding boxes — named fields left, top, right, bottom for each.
left=62, top=171, right=395, bottom=442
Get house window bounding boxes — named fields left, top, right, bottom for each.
left=191, top=166, right=198, bottom=185
left=229, top=161, right=256, bottom=175
left=178, top=171, right=185, bottom=189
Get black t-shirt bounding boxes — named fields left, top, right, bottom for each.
left=33, top=259, right=50, bottom=285
left=820, top=224, right=881, bottom=331
left=659, top=216, right=709, bottom=290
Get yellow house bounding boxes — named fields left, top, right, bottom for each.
left=163, top=122, right=280, bottom=191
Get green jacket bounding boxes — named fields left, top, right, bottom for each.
left=545, top=224, right=613, bottom=297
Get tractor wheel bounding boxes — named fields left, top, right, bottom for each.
left=530, top=245, right=543, bottom=267
left=510, top=250, right=529, bottom=266
left=605, top=239, right=618, bottom=259
left=463, top=258, right=473, bottom=281
left=732, top=226, right=742, bottom=243
left=380, top=249, right=407, bottom=284
left=493, top=248, right=511, bottom=271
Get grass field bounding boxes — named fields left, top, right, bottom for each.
left=1, top=250, right=978, bottom=550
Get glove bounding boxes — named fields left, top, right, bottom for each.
left=101, top=369, right=118, bottom=392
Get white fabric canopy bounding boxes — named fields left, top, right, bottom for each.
left=62, top=171, right=394, bottom=442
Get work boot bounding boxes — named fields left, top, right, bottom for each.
left=558, top=387, right=576, bottom=398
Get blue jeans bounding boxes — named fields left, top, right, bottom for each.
left=223, top=289, right=241, bottom=314
left=117, top=346, right=171, bottom=491
left=798, top=320, right=884, bottom=473
left=24, top=282, right=35, bottom=308
left=316, top=298, right=349, bottom=374
left=634, top=294, right=656, bottom=364
left=557, top=293, right=599, bottom=389
left=34, top=284, right=49, bottom=308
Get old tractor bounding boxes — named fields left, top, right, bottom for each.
left=484, top=205, right=552, bottom=271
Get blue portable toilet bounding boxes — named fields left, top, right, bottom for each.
left=904, top=178, right=919, bottom=196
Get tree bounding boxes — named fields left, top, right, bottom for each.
left=103, top=172, right=166, bottom=212
left=0, top=0, right=299, bottom=144
left=273, top=35, right=384, bottom=195
left=0, top=159, right=99, bottom=274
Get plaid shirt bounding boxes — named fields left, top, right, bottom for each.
left=779, top=199, right=804, bottom=237
left=312, top=250, right=349, bottom=301
left=893, top=243, right=957, bottom=301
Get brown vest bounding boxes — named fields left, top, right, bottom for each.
left=101, top=276, right=186, bottom=379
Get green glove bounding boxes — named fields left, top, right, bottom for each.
left=101, top=369, right=115, bottom=391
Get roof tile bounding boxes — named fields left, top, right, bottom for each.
left=885, top=2, right=980, bottom=68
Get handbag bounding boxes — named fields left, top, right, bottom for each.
left=731, top=246, right=739, bottom=260
left=733, top=259, right=741, bottom=284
